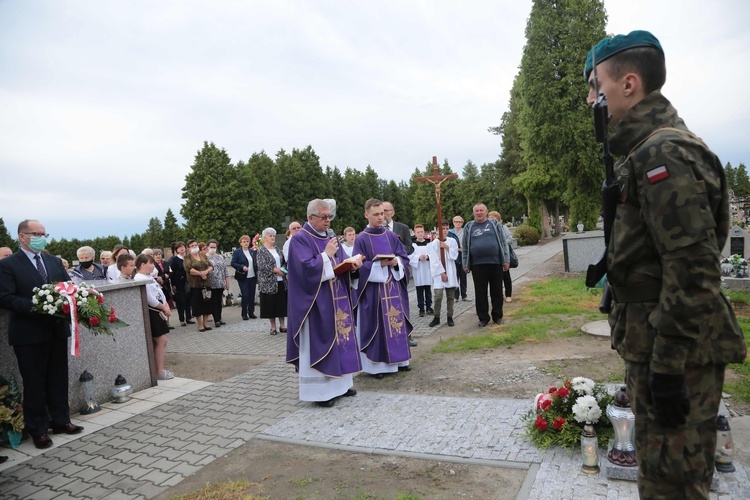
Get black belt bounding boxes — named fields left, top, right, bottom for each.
left=610, top=279, right=661, bottom=303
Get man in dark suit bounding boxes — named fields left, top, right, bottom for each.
left=0, top=219, right=83, bottom=449
left=382, top=201, right=413, bottom=255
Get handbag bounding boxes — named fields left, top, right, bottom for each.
left=201, top=288, right=212, bottom=300
left=234, top=270, right=247, bottom=280
left=508, top=246, right=519, bottom=269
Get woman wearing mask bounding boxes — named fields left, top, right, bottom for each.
left=231, top=234, right=258, bottom=320
left=169, top=241, right=193, bottom=326
left=206, top=240, right=229, bottom=327
left=256, top=228, right=287, bottom=335
left=183, top=239, right=213, bottom=332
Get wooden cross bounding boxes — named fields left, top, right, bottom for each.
left=415, top=156, right=458, bottom=268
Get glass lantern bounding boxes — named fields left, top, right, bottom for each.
left=715, top=415, right=736, bottom=473
left=577, top=221, right=584, bottom=233
left=79, top=370, right=101, bottom=415
left=111, top=374, right=133, bottom=403
left=606, top=386, right=637, bottom=467
left=581, top=422, right=600, bottom=474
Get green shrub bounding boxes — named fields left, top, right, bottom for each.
left=515, top=225, right=540, bottom=246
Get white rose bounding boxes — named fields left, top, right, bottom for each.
left=32, top=297, right=38, bottom=304
left=46, top=295, right=53, bottom=303
left=81, top=290, right=89, bottom=297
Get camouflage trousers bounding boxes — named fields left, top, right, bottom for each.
left=626, top=362, right=724, bottom=499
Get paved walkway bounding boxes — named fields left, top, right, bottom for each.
left=2, top=237, right=748, bottom=499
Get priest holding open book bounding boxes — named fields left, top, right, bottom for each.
left=353, top=198, right=413, bottom=378
left=286, top=199, right=363, bottom=407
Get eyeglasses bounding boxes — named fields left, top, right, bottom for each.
left=311, top=214, right=333, bottom=221
left=23, top=232, right=49, bottom=238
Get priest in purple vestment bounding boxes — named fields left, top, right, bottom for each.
left=353, top=198, right=413, bottom=378
left=286, top=199, right=363, bottom=407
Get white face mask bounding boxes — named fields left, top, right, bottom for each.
left=209, top=248, right=217, bottom=254
left=190, top=247, right=199, bottom=254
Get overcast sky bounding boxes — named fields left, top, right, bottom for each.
left=1, top=0, right=748, bottom=241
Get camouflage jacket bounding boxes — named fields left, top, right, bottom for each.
left=607, top=90, right=746, bottom=374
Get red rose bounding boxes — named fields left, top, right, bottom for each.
left=540, top=398, right=552, bottom=410
left=565, top=381, right=572, bottom=389
left=61, top=303, right=70, bottom=314
left=98, top=294, right=104, bottom=304
left=535, top=417, right=548, bottom=431
left=109, top=315, right=116, bottom=323
left=557, top=387, right=570, bottom=398
left=553, top=417, right=566, bottom=430
left=110, top=307, right=115, bottom=314
left=89, top=316, right=100, bottom=327
left=548, top=387, right=557, bottom=393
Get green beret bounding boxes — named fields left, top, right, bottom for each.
left=584, top=30, right=663, bottom=80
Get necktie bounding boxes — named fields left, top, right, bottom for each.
left=34, top=255, right=48, bottom=283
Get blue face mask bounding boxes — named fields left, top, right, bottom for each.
left=29, top=236, right=48, bottom=253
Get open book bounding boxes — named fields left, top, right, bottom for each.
left=334, top=254, right=365, bottom=275
left=371, top=254, right=396, bottom=262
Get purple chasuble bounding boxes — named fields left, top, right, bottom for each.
left=353, top=226, right=412, bottom=364
left=286, top=223, right=361, bottom=377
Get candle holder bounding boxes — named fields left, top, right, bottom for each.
left=606, top=386, right=637, bottom=467
left=79, top=370, right=101, bottom=415
left=111, top=374, right=133, bottom=403
left=715, top=415, right=736, bottom=473
left=581, top=422, right=600, bottom=474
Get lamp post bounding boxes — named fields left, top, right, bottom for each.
left=606, top=386, right=637, bottom=467
left=581, top=422, right=600, bottom=474
left=79, top=370, right=101, bottom=415
left=715, top=415, right=736, bottom=473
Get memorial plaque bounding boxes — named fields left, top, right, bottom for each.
left=731, top=237, right=745, bottom=258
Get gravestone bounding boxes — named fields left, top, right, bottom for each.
left=722, top=225, right=750, bottom=258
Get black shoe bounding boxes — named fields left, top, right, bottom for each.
left=426, top=308, right=434, bottom=315
left=279, top=327, right=287, bottom=333
left=315, top=399, right=336, bottom=407
left=214, top=322, right=222, bottom=328
left=242, top=315, right=249, bottom=320
left=494, top=318, right=505, bottom=325
left=418, top=310, right=424, bottom=317
left=398, top=365, right=412, bottom=372
left=168, top=326, right=175, bottom=330
left=428, top=318, right=440, bottom=327
left=52, top=423, right=84, bottom=435
left=462, top=296, right=468, bottom=301
left=186, top=319, right=196, bottom=324
left=249, top=314, right=258, bottom=319
left=478, top=320, right=489, bottom=327
left=342, top=388, right=357, bottom=397
left=373, top=373, right=385, bottom=379
left=447, top=317, right=455, bottom=327
left=32, top=434, right=53, bottom=449
left=408, top=338, right=418, bottom=347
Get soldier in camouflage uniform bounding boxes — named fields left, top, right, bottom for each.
left=584, top=31, right=747, bottom=498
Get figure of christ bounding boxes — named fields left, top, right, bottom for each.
left=353, top=198, right=413, bottom=378
left=286, top=199, right=363, bottom=407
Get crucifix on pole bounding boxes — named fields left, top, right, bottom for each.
left=415, top=156, right=458, bottom=268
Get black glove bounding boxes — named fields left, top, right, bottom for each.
left=648, top=372, right=690, bottom=429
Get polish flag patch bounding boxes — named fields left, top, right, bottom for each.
left=646, top=165, right=669, bottom=184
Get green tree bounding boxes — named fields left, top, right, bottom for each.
left=163, top=209, right=181, bottom=247
left=514, top=0, right=606, bottom=236
left=736, top=163, right=750, bottom=197
left=237, top=158, right=273, bottom=237
left=181, top=141, right=247, bottom=249
left=0, top=217, right=17, bottom=251
left=724, top=162, right=736, bottom=193
left=248, top=150, right=284, bottom=231
left=144, top=217, right=163, bottom=250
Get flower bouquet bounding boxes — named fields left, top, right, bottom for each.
left=0, top=375, right=24, bottom=449
left=721, top=254, right=748, bottom=277
left=252, top=233, right=261, bottom=250
left=523, top=377, right=614, bottom=449
left=31, top=281, right=127, bottom=355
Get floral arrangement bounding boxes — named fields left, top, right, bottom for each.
left=252, top=233, right=261, bottom=250
left=31, top=282, right=127, bottom=356
left=0, top=375, right=24, bottom=448
left=721, top=254, right=748, bottom=277
left=523, top=377, right=614, bottom=449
